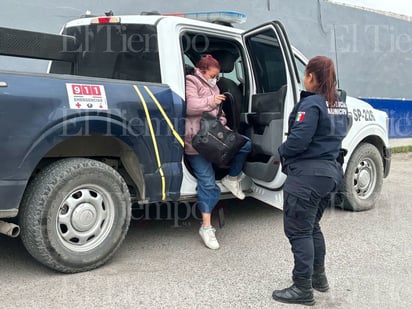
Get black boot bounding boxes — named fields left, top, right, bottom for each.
left=312, top=266, right=329, bottom=292
left=272, top=279, right=315, bottom=306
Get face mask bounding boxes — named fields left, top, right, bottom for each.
left=208, top=78, right=217, bottom=87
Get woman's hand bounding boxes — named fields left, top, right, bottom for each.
left=214, top=94, right=226, bottom=105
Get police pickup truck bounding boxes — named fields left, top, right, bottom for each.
left=0, top=11, right=391, bottom=273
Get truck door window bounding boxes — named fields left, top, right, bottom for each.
left=181, top=32, right=247, bottom=111
left=294, top=55, right=306, bottom=92
left=50, top=24, right=161, bottom=83
left=245, top=29, right=286, bottom=93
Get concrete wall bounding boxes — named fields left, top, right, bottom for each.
left=361, top=98, right=412, bottom=138
left=1, top=0, right=411, bottom=99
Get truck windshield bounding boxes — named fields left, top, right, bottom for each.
left=49, top=24, right=161, bottom=83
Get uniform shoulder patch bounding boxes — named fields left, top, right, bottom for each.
left=295, top=111, right=305, bottom=122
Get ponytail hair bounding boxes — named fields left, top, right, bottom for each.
left=305, top=56, right=337, bottom=107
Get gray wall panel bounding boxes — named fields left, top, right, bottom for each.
left=1, top=0, right=411, bottom=98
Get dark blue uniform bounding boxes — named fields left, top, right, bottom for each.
left=278, top=90, right=348, bottom=282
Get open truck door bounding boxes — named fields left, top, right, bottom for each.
left=241, top=21, right=300, bottom=208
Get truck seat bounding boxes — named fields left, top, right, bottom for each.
left=212, top=50, right=242, bottom=132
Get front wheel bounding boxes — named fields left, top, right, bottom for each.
left=342, top=143, right=384, bottom=211
left=19, top=158, right=131, bottom=273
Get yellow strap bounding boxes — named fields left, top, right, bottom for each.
left=133, top=85, right=166, bottom=201
left=143, top=86, right=185, bottom=147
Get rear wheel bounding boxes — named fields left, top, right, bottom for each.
left=342, top=143, right=383, bottom=211
left=19, top=158, right=131, bottom=273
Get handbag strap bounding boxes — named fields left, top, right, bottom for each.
left=216, top=103, right=223, bottom=119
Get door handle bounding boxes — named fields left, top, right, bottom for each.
left=0, top=81, right=8, bottom=87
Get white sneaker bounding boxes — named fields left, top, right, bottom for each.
left=199, top=226, right=220, bottom=250
left=222, top=175, right=245, bottom=200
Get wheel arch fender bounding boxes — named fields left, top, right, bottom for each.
left=342, top=124, right=388, bottom=173
left=18, top=116, right=152, bottom=199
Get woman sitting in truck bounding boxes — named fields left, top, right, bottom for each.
left=185, top=54, right=251, bottom=250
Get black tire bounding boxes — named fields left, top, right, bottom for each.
left=342, top=143, right=384, bottom=211
left=19, top=158, right=131, bottom=273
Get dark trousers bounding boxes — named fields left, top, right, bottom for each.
left=283, top=176, right=336, bottom=282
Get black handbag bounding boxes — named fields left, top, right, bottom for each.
left=192, top=97, right=247, bottom=166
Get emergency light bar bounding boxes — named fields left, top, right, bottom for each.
left=164, top=11, right=247, bottom=24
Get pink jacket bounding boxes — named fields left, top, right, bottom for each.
left=185, top=68, right=227, bottom=155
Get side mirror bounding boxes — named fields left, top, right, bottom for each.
left=337, top=89, right=347, bottom=103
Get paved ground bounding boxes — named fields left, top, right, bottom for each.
left=0, top=153, right=411, bottom=308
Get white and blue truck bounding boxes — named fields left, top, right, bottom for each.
left=0, top=11, right=391, bottom=272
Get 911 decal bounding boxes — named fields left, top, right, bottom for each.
left=352, top=108, right=375, bottom=121
left=66, top=83, right=108, bottom=110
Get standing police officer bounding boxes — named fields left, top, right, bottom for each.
left=272, top=56, right=348, bottom=306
